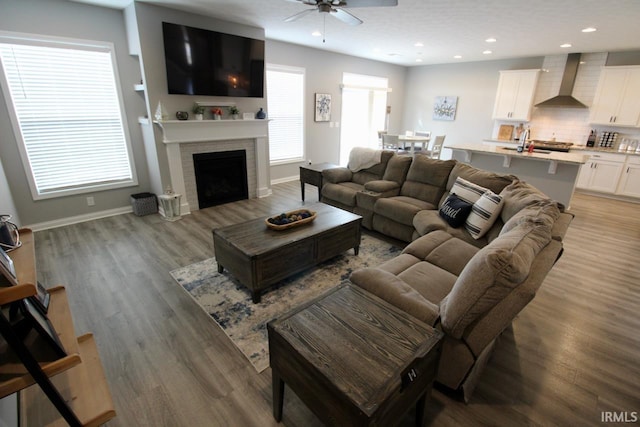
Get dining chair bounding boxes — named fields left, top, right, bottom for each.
left=382, top=134, right=400, bottom=150
left=377, top=130, right=387, bottom=148
left=427, top=135, right=445, bottom=159
left=414, top=131, right=431, bottom=151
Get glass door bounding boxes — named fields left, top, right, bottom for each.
left=339, top=73, right=388, bottom=165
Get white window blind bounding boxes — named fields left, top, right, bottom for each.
left=266, top=64, right=304, bottom=163
left=0, top=35, right=136, bottom=199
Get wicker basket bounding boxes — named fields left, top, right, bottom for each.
left=130, top=192, right=158, bottom=216
left=265, top=209, right=317, bottom=231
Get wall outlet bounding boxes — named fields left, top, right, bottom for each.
left=86, top=196, right=95, bottom=206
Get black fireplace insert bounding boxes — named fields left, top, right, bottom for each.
left=193, top=150, right=248, bottom=209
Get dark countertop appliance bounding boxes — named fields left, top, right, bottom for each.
left=527, top=140, right=574, bottom=152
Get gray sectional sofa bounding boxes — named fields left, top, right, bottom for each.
left=321, top=150, right=573, bottom=401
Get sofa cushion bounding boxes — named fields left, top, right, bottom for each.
left=363, top=180, right=401, bottom=194
left=413, top=210, right=490, bottom=248
left=446, top=162, right=514, bottom=195
left=499, top=179, right=561, bottom=223
left=501, top=200, right=560, bottom=236
left=382, top=154, right=412, bottom=184
left=440, top=221, right=552, bottom=339
left=321, top=181, right=364, bottom=207
left=350, top=268, right=440, bottom=326
left=465, top=191, right=504, bottom=239
left=398, top=262, right=458, bottom=305
left=401, top=157, right=456, bottom=205
left=374, top=196, right=435, bottom=226
left=402, top=231, right=479, bottom=277
left=351, top=150, right=395, bottom=185
left=322, top=167, right=352, bottom=184
left=439, top=193, right=473, bottom=227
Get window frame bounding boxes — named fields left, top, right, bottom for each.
left=0, top=31, right=138, bottom=200
left=266, top=63, right=306, bottom=166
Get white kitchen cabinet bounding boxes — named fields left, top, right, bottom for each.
left=590, top=66, right=640, bottom=127
left=492, top=69, right=540, bottom=121
left=576, top=151, right=625, bottom=193
left=616, top=156, right=640, bottom=198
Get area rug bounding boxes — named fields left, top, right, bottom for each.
left=170, top=233, right=401, bottom=373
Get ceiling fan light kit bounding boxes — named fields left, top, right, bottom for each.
left=284, top=0, right=398, bottom=27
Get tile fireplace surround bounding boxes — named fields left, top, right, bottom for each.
left=154, top=119, right=271, bottom=214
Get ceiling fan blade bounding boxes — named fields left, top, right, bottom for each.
left=341, top=0, right=398, bottom=7
left=284, top=8, right=316, bottom=22
left=331, top=8, right=363, bottom=25
left=284, top=0, right=319, bottom=4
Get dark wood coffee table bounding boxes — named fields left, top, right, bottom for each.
left=212, top=203, right=361, bottom=303
left=268, top=283, right=443, bottom=426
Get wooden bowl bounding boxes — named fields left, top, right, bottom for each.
left=265, top=209, right=317, bottom=231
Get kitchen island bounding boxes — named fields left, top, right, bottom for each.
left=446, top=143, right=588, bottom=207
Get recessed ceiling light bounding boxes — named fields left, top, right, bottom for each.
left=582, top=27, right=597, bottom=33
left=312, top=31, right=322, bottom=37
left=414, top=42, right=424, bottom=47
left=560, top=43, right=572, bottom=48
left=416, top=58, right=423, bottom=63
left=483, top=50, right=492, bottom=54
left=454, top=55, right=462, bottom=59
left=485, top=37, right=497, bottom=43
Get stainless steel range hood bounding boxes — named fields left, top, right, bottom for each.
left=535, top=53, right=588, bottom=108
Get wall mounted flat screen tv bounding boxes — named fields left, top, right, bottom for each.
left=162, top=22, right=265, bottom=97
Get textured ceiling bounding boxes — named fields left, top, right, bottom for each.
left=71, top=0, right=640, bottom=66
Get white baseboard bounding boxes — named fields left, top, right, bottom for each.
left=271, top=175, right=299, bottom=185
left=25, top=206, right=134, bottom=232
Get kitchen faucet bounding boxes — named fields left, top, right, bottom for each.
left=518, top=127, right=530, bottom=151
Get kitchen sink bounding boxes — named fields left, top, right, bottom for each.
left=501, top=147, right=552, bottom=154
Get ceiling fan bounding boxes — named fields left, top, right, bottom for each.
left=284, top=0, right=398, bottom=26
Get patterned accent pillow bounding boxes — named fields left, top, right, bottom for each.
left=449, top=177, right=489, bottom=204
left=439, top=193, right=473, bottom=228
left=465, top=191, right=504, bottom=239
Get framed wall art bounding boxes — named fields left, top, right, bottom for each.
left=315, top=93, right=331, bottom=122
left=433, top=96, right=458, bottom=121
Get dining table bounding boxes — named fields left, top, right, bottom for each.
left=398, top=135, right=431, bottom=154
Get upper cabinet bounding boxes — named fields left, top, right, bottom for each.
left=590, top=66, right=640, bottom=127
left=492, top=69, right=540, bottom=121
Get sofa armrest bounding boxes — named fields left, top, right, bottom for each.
left=364, top=179, right=401, bottom=194
left=322, top=167, right=353, bottom=184
left=350, top=268, right=440, bottom=326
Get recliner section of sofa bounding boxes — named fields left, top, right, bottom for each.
left=349, top=178, right=572, bottom=401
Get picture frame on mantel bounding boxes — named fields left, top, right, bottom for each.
left=315, top=93, right=331, bottom=122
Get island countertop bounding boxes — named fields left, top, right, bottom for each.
left=447, top=142, right=588, bottom=165
left=446, top=142, right=587, bottom=207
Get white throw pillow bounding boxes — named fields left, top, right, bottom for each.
left=449, top=177, right=489, bottom=204
left=465, top=191, right=504, bottom=239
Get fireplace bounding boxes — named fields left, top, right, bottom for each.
left=193, top=150, right=248, bottom=209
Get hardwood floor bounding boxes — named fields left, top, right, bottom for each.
left=25, top=182, right=640, bottom=426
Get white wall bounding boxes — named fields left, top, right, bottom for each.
left=267, top=40, right=407, bottom=181
left=0, top=157, right=20, bottom=227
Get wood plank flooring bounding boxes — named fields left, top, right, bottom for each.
left=24, top=182, right=640, bottom=426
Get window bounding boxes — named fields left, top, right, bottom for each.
left=339, top=73, right=389, bottom=165
left=0, top=32, right=137, bottom=200
left=266, top=64, right=304, bottom=164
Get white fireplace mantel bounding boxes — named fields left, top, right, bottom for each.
left=154, top=119, right=269, bottom=143
left=153, top=119, right=272, bottom=213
